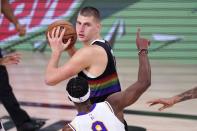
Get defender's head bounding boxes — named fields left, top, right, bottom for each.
left=66, top=76, right=90, bottom=103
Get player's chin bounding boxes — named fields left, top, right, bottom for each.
left=78, top=37, right=86, bottom=42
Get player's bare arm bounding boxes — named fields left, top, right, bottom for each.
left=45, top=26, right=91, bottom=85
left=147, top=87, right=197, bottom=111
left=1, top=0, right=26, bottom=36
left=107, top=28, right=151, bottom=115
left=45, top=47, right=94, bottom=85
left=176, top=86, right=197, bottom=103
left=46, top=25, right=108, bottom=86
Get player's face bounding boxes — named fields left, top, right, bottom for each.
left=76, top=15, right=100, bottom=44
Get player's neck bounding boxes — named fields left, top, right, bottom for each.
left=83, top=35, right=102, bottom=45
left=76, top=101, right=92, bottom=113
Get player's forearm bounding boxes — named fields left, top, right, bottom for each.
left=137, top=50, right=151, bottom=92
left=173, top=86, right=197, bottom=104
left=45, top=52, right=61, bottom=85
left=123, top=50, right=151, bottom=105
left=1, top=0, right=19, bottom=26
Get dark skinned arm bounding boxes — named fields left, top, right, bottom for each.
left=106, top=28, right=151, bottom=115
left=1, top=0, right=26, bottom=36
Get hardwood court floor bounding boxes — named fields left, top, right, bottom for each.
left=0, top=51, right=197, bottom=131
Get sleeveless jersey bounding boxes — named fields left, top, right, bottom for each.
left=78, top=40, right=121, bottom=104
left=68, top=101, right=125, bottom=131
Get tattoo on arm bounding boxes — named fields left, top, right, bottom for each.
left=177, top=87, right=197, bottom=103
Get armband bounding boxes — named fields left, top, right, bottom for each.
left=138, top=49, right=148, bottom=55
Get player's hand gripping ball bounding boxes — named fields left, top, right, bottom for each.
left=46, top=20, right=77, bottom=50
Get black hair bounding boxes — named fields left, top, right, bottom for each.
left=79, top=6, right=101, bottom=21
left=66, top=76, right=89, bottom=98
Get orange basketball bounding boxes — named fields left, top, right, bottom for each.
left=46, top=20, right=77, bottom=50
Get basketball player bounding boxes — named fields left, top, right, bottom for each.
left=62, top=29, right=151, bottom=130
left=46, top=6, right=126, bottom=127
left=147, top=86, right=197, bottom=111
left=46, top=7, right=150, bottom=130
left=46, top=6, right=122, bottom=104
left=0, top=0, right=45, bottom=130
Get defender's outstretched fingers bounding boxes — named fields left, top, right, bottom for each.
left=148, top=40, right=151, bottom=46
left=136, top=28, right=141, bottom=39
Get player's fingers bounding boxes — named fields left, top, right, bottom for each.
left=147, top=99, right=155, bottom=103
left=11, top=59, right=20, bottom=64
left=148, top=101, right=160, bottom=106
left=148, top=40, right=151, bottom=46
left=63, top=39, right=71, bottom=50
left=66, top=38, right=71, bottom=45
left=55, top=26, right=60, bottom=38
left=9, top=56, right=20, bottom=61
left=60, top=27, right=65, bottom=39
left=51, top=27, right=56, bottom=38
left=159, top=105, right=168, bottom=111
left=13, top=53, right=21, bottom=59
left=147, top=101, right=154, bottom=104
left=147, top=99, right=160, bottom=104
left=149, top=103, right=158, bottom=106
left=136, top=27, right=141, bottom=39
left=159, top=107, right=164, bottom=111
left=47, top=32, right=52, bottom=41
left=7, top=53, right=20, bottom=58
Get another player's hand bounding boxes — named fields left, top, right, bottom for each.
left=47, top=26, right=71, bottom=53
left=147, top=97, right=175, bottom=111
left=0, top=53, right=21, bottom=66
left=15, top=23, right=26, bottom=36
left=136, top=28, right=150, bottom=50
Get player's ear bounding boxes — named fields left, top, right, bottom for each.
left=96, top=23, right=101, bottom=34
left=97, top=22, right=101, bottom=29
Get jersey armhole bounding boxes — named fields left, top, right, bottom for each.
left=104, top=101, right=115, bottom=114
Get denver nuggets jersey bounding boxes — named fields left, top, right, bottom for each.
left=78, top=40, right=121, bottom=104
left=68, top=101, right=125, bottom=131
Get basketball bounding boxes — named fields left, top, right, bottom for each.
left=46, top=20, right=77, bottom=50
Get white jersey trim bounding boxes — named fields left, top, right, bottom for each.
left=104, top=101, right=115, bottom=114
left=68, top=123, right=76, bottom=131
left=91, top=39, right=105, bottom=45
left=82, top=70, right=96, bottom=78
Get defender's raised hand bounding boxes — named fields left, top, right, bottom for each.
left=136, top=28, right=150, bottom=50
